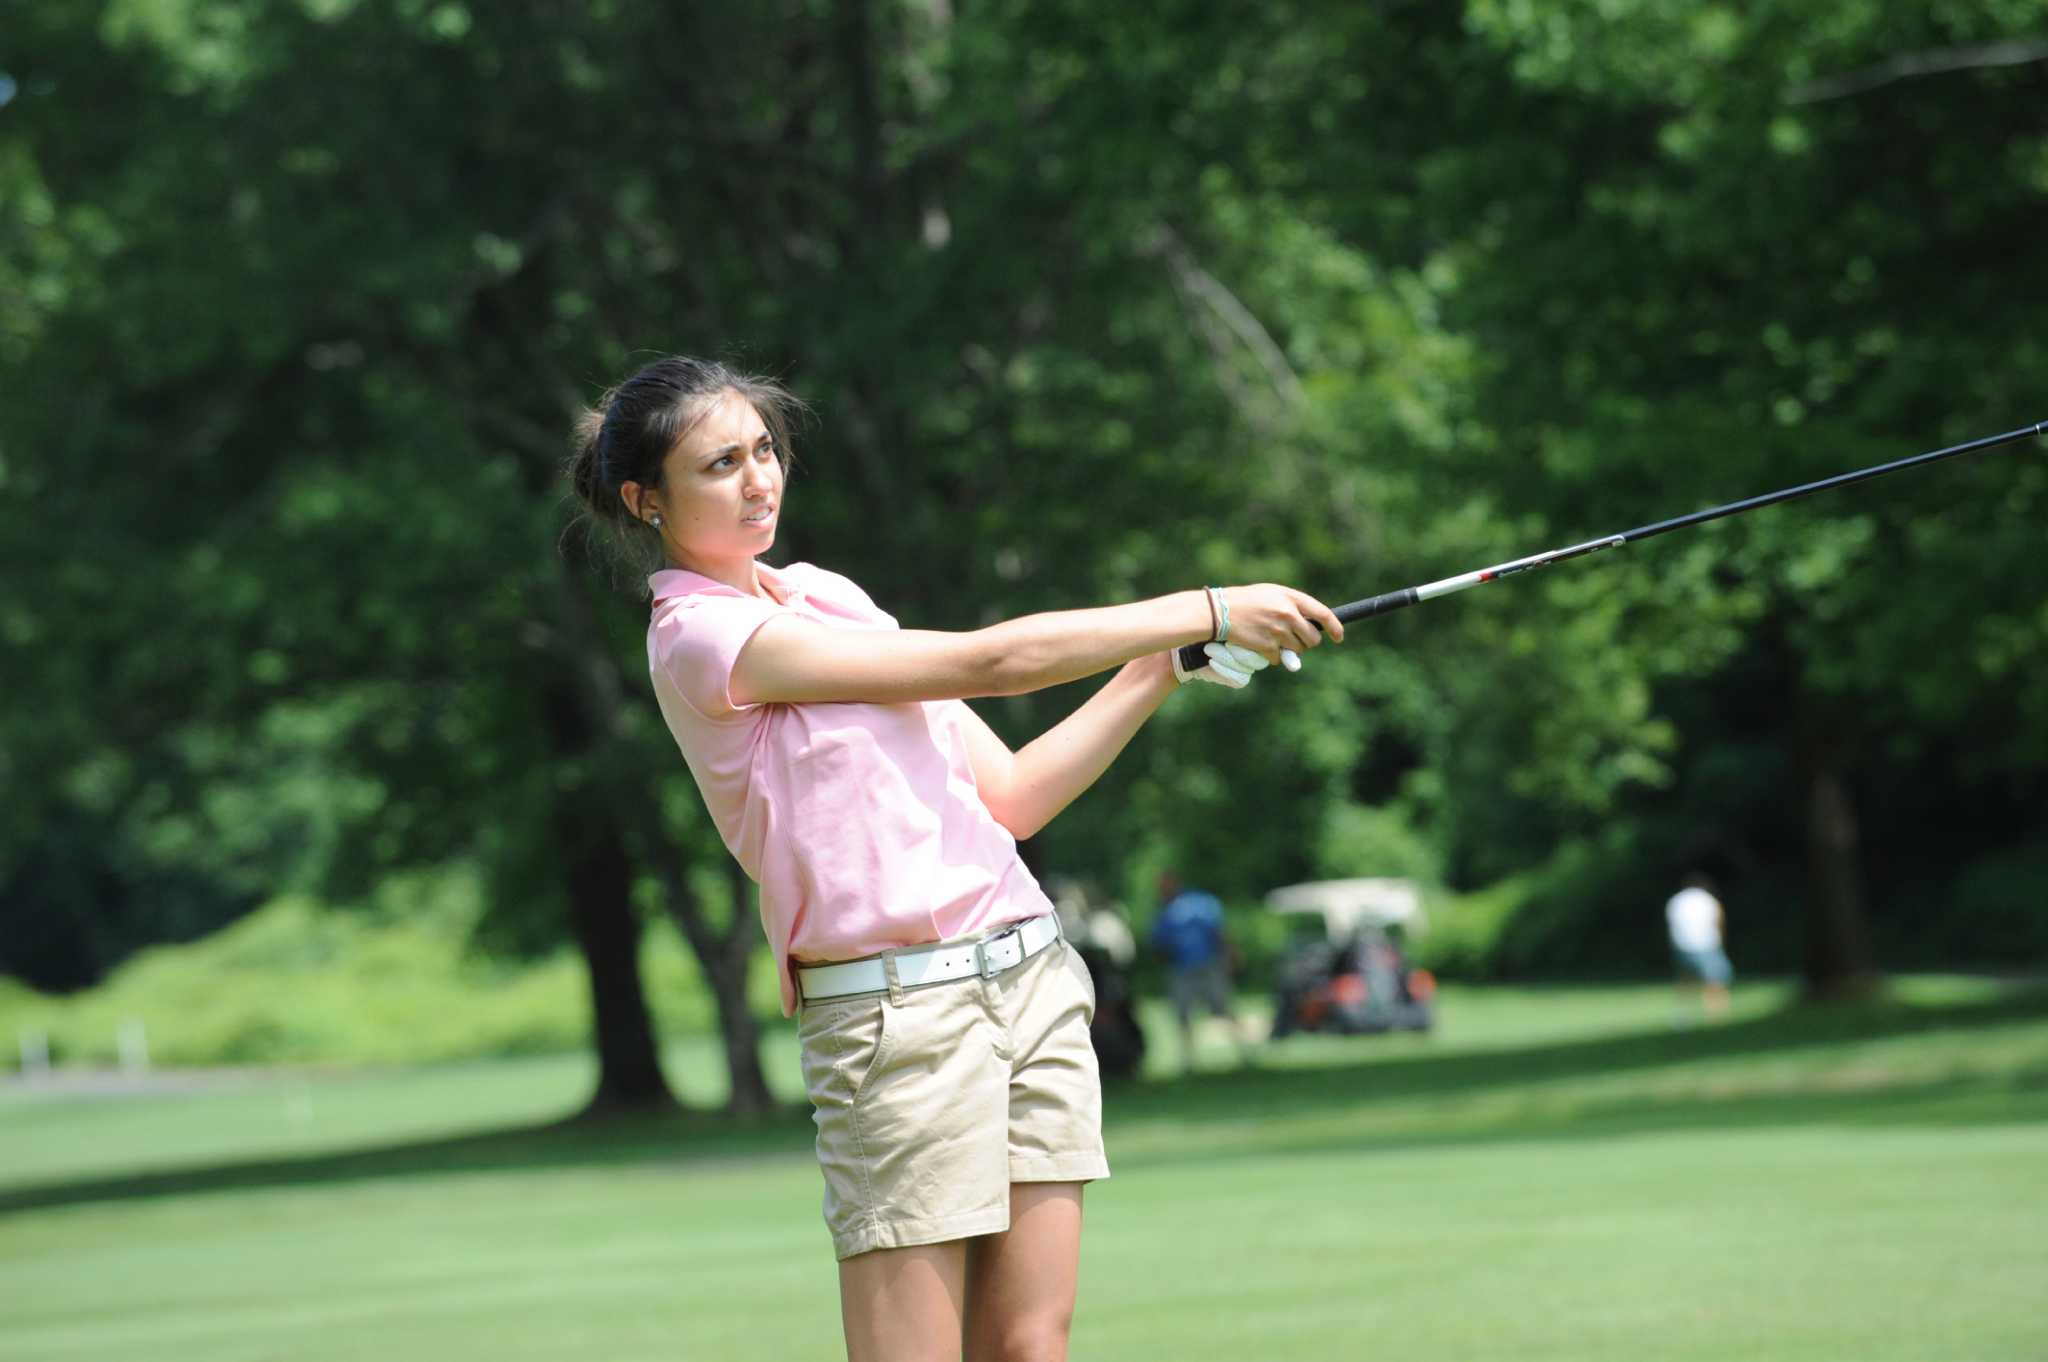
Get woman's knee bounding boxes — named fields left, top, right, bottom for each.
left=968, top=1301, right=1074, bottom=1362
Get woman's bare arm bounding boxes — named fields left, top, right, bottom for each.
left=954, top=655, right=1179, bottom=840
left=728, top=585, right=1338, bottom=707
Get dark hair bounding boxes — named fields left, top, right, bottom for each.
left=563, top=355, right=805, bottom=589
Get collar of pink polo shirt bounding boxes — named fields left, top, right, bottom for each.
left=649, top=561, right=808, bottom=610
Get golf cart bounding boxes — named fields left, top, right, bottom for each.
left=1266, top=879, right=1436, bottom=1038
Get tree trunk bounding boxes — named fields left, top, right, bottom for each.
left=833, top=0, right=886, bottom=233
left=1767, top=608, right=1884, bottom=1005
left=712, top=861, right=775, bottom=1116
left=703, top=945, right=774, bottom=1116
left=1798, top=734, right=1882, bottom=1001
left=529, top=561, right=678, bottom=1116
left=661, top=854, right=775, bottom=1117
left=568, top=815, right=677, bottom=1115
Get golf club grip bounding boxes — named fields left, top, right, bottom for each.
left=1333, top=587, right=1422, bottom=624
left=1170, top=587, right=1421, bottom=676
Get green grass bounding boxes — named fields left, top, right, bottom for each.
left=3, top=978, right=2045, bottom=1361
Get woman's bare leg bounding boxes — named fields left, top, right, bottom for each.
left=964, top=1183, right=1085, bottom=1362
left=838, top=1241, right=970, bottom=1362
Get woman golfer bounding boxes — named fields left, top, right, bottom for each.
left=569, top=355, right=1342, bottom=1362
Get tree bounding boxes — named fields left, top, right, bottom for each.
left=7, top=0, right=2043, bottom=1108
left=1130, top=0, right=2048, bottom=993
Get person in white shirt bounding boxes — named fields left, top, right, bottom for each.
left=1666, top=873, right=1733, bottom=1022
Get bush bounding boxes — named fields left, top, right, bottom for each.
left=1411, top=875, right=1529, bottom=980
left=1908, top=845, right=2048, bottom=965
left=0, top=877, right=739, bottom=1071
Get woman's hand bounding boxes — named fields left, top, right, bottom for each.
left=1217, top=584, right=1344, bottom=664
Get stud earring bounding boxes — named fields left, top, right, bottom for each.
left=650, top=513, right=664, bottom=529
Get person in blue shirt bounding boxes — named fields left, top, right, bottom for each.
left=1150, top=872, right=1253, bottom=1071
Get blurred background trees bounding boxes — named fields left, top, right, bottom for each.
left=4, top=0, right=2044, bottom=1108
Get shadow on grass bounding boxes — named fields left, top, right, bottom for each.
left=5, top=985, right=2043, bottom=1217
left=1109, top=1055, right=2048, bottom=1175
left=1112, top=984, right=2048, bottom=1126
left=0, top=1105, right=821, bottom=1218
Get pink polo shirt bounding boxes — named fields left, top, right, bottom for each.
left=646, top=561, right=1053, bottom=1014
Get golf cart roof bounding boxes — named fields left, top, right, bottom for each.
left=1265, top=878, right=1425, bottom=935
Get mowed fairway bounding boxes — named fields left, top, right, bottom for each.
left=4, top=980, right=2045, bottom=1362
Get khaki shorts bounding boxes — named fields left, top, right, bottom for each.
left=795, top=931, right=1110, bottom=1261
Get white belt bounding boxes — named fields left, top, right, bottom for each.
left=796, top=914, right=1061, bottom=1003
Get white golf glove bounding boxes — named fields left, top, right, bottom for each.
left=1171, top=641, right=1273, bottom=689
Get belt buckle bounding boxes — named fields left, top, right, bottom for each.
left=975, top=924, right=1022, bottom=978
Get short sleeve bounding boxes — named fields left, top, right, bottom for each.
left=650, top=594, right=785, bottom=720
left=787, top=564, right=899, bottom=629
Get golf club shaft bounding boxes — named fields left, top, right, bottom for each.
left=1177, top=421, right=2047, bottom=675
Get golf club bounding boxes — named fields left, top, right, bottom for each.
left=1178, top=421, right=2048, bottom=677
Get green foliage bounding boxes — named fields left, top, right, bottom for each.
left=1314, top=803, right=1439, bottom=883
left=1912, top=844, right=2048, bottom=962
left=1411, top=873, right=1536, bottom=979
left=0, top=874, right=782, bottom=1070
left=4, top=1, right=2045, bottom=1044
